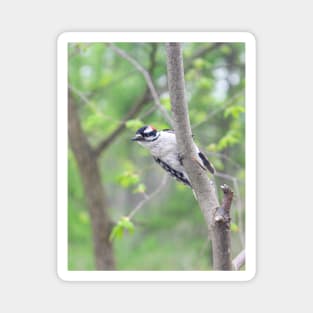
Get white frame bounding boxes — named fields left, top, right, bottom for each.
left=57, top=32, right=256, bottom=281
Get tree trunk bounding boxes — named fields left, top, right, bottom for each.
left=165, top=43, right=233, bottom=270
left=68, top=92, right=115, bottom=270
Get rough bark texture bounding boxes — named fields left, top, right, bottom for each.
left=165, top=43, right=233, bottom=270
left=212, top=184, right=233, bottom=270
left=68, top=92, right=115, bottom=270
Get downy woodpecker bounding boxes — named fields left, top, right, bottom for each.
left=131, top=125, right=215, bottom=188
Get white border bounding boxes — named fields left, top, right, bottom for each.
left=57, top=32, right=256, bottom=281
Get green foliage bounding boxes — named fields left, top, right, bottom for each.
left=110, top=217, right=135, bottom=241
left=160, top=96, right=171, bottom=111
left=125, top=119, right=144, bottom=131
left=230, top=222, right=240, bottom=233
left=217, top=129, right=241, bottom=151
left=133, top=183, right=146, bottom=194
left=68, top=42, right=246, bottom=270
left=224, top=105, right=245, bottom=119
left=117, top=170, right=140, bottom=188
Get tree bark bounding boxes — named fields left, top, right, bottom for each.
left=68, top=91, right=115, bottom=270
left=165, top=43, right=233, bottom=270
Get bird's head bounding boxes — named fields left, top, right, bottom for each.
left=131, top=125, right=160, bottom=144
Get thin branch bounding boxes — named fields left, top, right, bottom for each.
left=94, top=44, right=158, bottom=157
left=94, top=88, right=150, bottom=156
left=192, top=92, right=243, bottom=130
left=127, top=175, right=169, bottom=220
left=69, top=85, right=92, bottom=106
left=207, top=151, right=242, bottom=170
left=166, top=43, right=234, bottom=271
left=139, top=105, right=157, bottom=120
left=215, top=184, right=233, bottom=221
left=109, top=43, right=174, bottom=128
left=232, top=250, right=245, bottom=270
left=184, top=43, right=223, bottom=69
left=210, top=184, right=233, bottom=270
left=215, top=171, right=245, bottom=247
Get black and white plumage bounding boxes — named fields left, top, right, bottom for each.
left=131, top=125, right=215, bottom=188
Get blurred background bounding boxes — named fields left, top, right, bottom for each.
left=68, top=42, right=245, bottom=270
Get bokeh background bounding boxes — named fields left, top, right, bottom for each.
left=68, top=42, right=245, bottom=270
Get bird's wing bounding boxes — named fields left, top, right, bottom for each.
left=198, top=151, right=215, bottom=175
left=153, top=157, right=191, bottom=187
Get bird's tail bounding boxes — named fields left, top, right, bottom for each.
left=198, top=152, right=215, bottom=174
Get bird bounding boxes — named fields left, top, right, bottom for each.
left=131, top=125, right=215, bottom=188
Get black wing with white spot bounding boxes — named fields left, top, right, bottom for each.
left=198, top=151, right=215, bottom=174
left=153, top=157, right=191, bottom=187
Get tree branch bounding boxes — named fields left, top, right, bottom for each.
left=94, top=44, right=158, bottom=157
left=109, top=43, right=174, bottom=128
left=166, top=43, right=234, bottom=270
left=127, top=174, right=169, bottom=220
left=211, top=184, right=233, bottom=270
left=232, top=249, right=245, bottom=270
left=184, top=43, right=222, bottom=69
left=68, top=90, right=115, bottom=270
left=94, top=88, right=150, bottom=156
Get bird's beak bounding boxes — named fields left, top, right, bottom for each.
left=131, top=134, right=144, bottom=141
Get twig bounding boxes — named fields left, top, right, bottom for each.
left=184, top=43, right=222, bottom=69
left=94, top=89, right=150, bottom=156
left=94, top=44, right=158, bottom=157
left=127, top=175, right=169, bottom=220
left=69, top=85, right=91, bottom=106
left=192, top=92, right=243, bottom=130
left=109, top=43, right=174, bottom=128
left=214, top=171, right=245, bottom=247
left=207, top=151, right=242, bottom=170
left=232, top=250, right=245, bottom=270
left=210, top=184, right=233, bottom=270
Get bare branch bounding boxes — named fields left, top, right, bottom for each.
left=166, top=43, right=220, bottom=225
left=166, top=43, right=229, bottom=269
left=215, top=171, right=245, bottom=247
left=166, top=43, right=236, bottom=270
left=94, top=89, right=150, bottom=156
left=232, top=250, right=245, bottom=270
left=68, top=90, right=115, bottom=269
left=192, top=92, right=243, bottom=130
left=109, top=43, right=174, bottom=128
left=127, top=175, right=169, bottom=220
left=94, top=44, right=158, bottom=157
left=136, top=43, right=225, bottom=113
left=210, top=184, right=233, bottom=270
left=184, top=43, right=222, bottom=69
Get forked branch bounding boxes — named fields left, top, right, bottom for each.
left=166, top=43, right=234, bottom=271
left=95, top=44, right=158, bottom=157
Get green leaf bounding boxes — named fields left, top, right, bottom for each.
left=109, top=224, right=124, bottom=241
left=109, top=217, right=135, bottom=241
left=117, top=171, right=140, bottom=188
left=78, top=212, right=90, bottom=224
left=224, top=105, right=245, bottom=119
left=160, top=97, right=171, bottom=111
left=193, top=58, right=205, bottom=69
left=133, top=183, right=146, bottom=194
left=217, top=130, right=240, bottom=150
left=198, top=77, right=213, bottom=89
left=125, top=119, right=144, bottom=131
left=120, top=217, right=135, bottom=234
left=230, top=223, right=240, bottom=233
left=207, top=143, right=217, bottom=152
left=220, top=45, right=232, bottom=55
